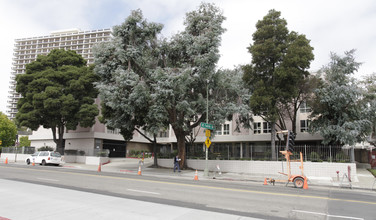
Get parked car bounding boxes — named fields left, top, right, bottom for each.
left=25, top=151, right=62, bottom=166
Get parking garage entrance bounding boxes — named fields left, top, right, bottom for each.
left=103, top=139, right=127, bottom=158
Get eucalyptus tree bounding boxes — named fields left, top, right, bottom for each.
left=95, top=3, right=246, bottom=167
left=16, top=49, right=99, bottom=153
left=94, top=9, right=166, bottom=166
left=243, top=9, right=314, bottom=159
left=152, top=3, right=248, bottom=167
left=361, top=73, right=376, bottom=145
left=308, top=50, right=372, bottom=146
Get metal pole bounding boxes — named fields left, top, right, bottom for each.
left=204, top=80, right=209, bottom=177
left=329, top=145, right=332, bottom=163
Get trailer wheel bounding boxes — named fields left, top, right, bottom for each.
left=293, top=177, right=304, bottom=188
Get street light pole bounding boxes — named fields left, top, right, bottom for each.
left=204, top=79, right=209, bottom=177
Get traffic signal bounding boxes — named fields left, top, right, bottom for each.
left=287, top=130, right=295, bottom=152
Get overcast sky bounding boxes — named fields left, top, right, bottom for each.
left=0, top=0, right=375, bottom=115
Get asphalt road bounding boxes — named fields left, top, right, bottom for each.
left=0, top=164, right=375, bottom=220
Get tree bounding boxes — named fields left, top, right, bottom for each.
left=95, top=3, right=245, bottom=168
left=361, top=73, right=376, bottom=145
left=242, top=9, right=314, bottom=159
left=151, top=3, right=247, bottom=167
left=16, top=49, right=99, bottom=153
left=0, top=112, right=17, bottom=148
left=308, top=50, right=372, bottom=146
left=19, top=136, right=31, bottom=147
left=94, top=9, right=167, bottom=167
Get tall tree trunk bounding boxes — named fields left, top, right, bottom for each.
left=51, top=125, right=65, bottom=154
left=271, top=122, right=276, bottom=160
left=175, top=131, right=186, bottom=169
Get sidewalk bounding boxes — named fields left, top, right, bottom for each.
left=2, top=157, right=376, bottom=191
left=62, top=158, right=376, bottom=191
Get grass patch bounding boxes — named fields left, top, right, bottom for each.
left=367, top=169, right=376, bottom=177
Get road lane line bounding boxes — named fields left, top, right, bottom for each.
left=127, top=189, right=161, bottom=195
left=292, top=210, right=364, bottom=220
left=2, top=166, right=376, bottom=206
left=36, top=178, right=59, bottom=182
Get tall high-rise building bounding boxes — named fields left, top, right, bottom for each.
left=7, top=28, right=112, bottom=119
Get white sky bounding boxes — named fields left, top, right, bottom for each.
left=0, top=0, right=375, bottom=115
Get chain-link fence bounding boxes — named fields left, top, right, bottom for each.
left=1, top=146, right=35, bottom=154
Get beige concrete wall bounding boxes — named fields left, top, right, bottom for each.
left=65, top=138, right=95, bottom=156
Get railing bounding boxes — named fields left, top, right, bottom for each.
left=1, top=146, right=35, bottom=154
left=183, top=144, right=351, bottom=162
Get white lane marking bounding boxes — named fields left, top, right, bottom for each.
left=127, top=189, right=161, bottom=195
left=292, top=210, right=364, bottom=220
left=36, top=178, right=59, bottom=182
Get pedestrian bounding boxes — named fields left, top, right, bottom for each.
left=173, top=155, right=181, bottom=172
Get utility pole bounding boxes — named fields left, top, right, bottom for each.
left=204, top=79, right=209, bottom=177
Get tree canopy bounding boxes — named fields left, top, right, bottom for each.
left=243, top=9, right=314, bottom=159
left=16, top=49, right=99, bottom=153
left=0, top=112, right=17, bottom=147
left=95, top=3, right=247, bottom=167
left=308, top=50, right=372, bottom=146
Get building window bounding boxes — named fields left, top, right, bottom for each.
left=300, top=120, right=310, bottom=132
left=215, top=124, right=230, bottom=135
left=223, top=124, right=230, bottom=135
left=263, top=122, right=271, bottom=133
left=300, top=101, right=311, bottom=113
left=253, top=122, right=261, bottom=134
left=107, top=128, right=120, bottom=134
left=215, top=126, right=222, bottom=135
left=158, top=129, right=168, bottom=138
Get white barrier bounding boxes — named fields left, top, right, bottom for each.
left=157, top=158, right=357, bottom=178
left=1, top=153, right=109, bottom=165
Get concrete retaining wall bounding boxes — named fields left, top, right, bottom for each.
left=1, top=153, right=29, bottom=163
left=1, top=153, right=109, bottom=165
left=158, top=158, right=356, bottom=178
left=63, top=155, right=109, bottom=165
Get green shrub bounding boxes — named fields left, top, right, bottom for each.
left=78, top=150, right=85, bottom=156
left=310, top=152, right=322, bottom=162
left=38, top=146, right=54, bottom=151
left=335, top=152, right=348, bottom=162
left=367, top=169, right=376, bottom=177
left=64, top=149, right=78, bottom=155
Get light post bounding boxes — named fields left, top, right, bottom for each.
left=204, top=79, right=209, bottom=177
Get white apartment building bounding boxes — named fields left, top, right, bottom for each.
left=7, top=28, right=111, bottom=119
left=7, top=28, right=323, bottom=159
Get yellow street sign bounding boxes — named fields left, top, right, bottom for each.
left=0, top=140, right=2, bottom=145
left=205, top=129, right=211, bottom=137
left=205, top=137, right=211, bottom=148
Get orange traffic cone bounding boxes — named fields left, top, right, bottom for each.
left=97, top=163, right=101, bottom=172
left=263, top=178, right=268, bottom=185
left=138, top=165, right=142, bottom=175
left=303, top=177, right=308, bottom=189
left=32, top=160, right=35, bottom=166
left=5, top=157, right=8, bottom=164
left=194, top=170, right=199, bottom=180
